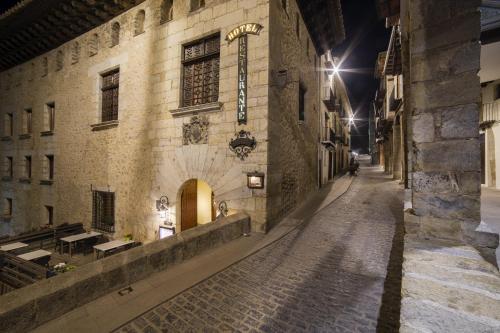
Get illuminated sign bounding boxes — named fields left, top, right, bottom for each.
left=225, top=23, right=263, bottom=44
left=226, top=23, right=263, bottom=125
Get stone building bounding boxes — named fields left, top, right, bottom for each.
left=319, top=52, right=352, bottom=186
left=479, top=2, right=500, bottom=189
left=373, top=22, right=404, bottom=183
left=0, top=0, right=345, bottom=242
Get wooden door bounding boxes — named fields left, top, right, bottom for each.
left=181, top=179, right=197, bottom=231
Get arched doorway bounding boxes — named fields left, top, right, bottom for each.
left=179, top=179, right=216, bottom=232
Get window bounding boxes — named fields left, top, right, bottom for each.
left=56, top=50, right=64, bottom=71
left=160, top=0, right=173, bottom=23
left=3, top=198, right=12, bottom=217
left=43, top=102, right=55, bottom=133
left=45, top=206, right=53, bottom=225
left=89, top=34, right=99, bottom=56
left=296, top=13, right=300, bottom=38
left=134, top=10, right=146, bottom=35
left=92, top=191, right=115, bottom=233
left=44, top=155, right=54, bottom=180
left=71, top=42, right=80, bottom=64
left=111, top=22, right=120, bottom=47
left=496, top=84, right=500, bottom=100
left=4, top=113, right=13, bottom=137
left=23, top=155, right=32, bottom=179
left=42, top=57, right=48, bottom=76
left=23, top=109, right=32, bottom=135
left=101, top=69, right=120, bottom=122
left=190, top=0, right=205, bottom=11
left=4, top=157, right=13, bottom=179
left=299, top=84, right=306, bottom=121
left=182, top=34, right=220, bottom=107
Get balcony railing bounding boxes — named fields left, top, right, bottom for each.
left=481, top=101, right=500, bottom=123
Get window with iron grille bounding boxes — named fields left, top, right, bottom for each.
left=101, top=69, right=120, bottom=122
left=182, top=34, right=220, bottom=107
left=92, top=191, right=115, bottom=233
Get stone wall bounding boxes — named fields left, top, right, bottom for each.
left=404, top=0, right=498, bottom=258
left=0, top=212, right=250, bottom=333
left=266, top=0, right=322, bottom=227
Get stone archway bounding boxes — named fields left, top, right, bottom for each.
left=177, top=179, right=215, bottom=232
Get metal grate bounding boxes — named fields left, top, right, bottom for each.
left=101, top=70, right=120, bottom=122
left=182, top=35, right=220, bottom=107
left=92, top=191, right=115, bottom=233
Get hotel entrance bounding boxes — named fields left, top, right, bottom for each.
left=178, top=179, right=216, bottom=232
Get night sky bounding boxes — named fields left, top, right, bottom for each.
left=334, top=0, right=391, bottom=154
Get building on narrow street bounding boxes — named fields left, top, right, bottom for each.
left=319, top=52, right=352, bottom=186
left=0, top=0, right=345, bottom=242
left=479, top=2, right=500, bottom=189
left=373, top=20, right=404, bottom=182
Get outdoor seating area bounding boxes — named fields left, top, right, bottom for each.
left=0, top=224, right=139, bottom=295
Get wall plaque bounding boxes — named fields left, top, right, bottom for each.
left=229, top=130, right=257, bottom=160
left=183, top=115, right=209, bottom=145
left=226, top=23, right=263, bottom=125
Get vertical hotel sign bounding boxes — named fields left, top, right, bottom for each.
left=226, top=23, right=263, bottom=125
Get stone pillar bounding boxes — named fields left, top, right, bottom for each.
left=384, top=133, right=393, bottom=174
left=407, top=0, right=498, bottom=261
left=392, top=121, right=402, bottom=180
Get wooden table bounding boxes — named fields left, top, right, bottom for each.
left=93, top=239, right=135, bottom=260
left=60, top=231, right=102, bottom=257
left=18, top=249, right=52, bottom=267
left=0, top=242, right=29, bottom=252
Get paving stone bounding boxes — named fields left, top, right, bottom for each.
left=113, top=167, right=404, bottom=332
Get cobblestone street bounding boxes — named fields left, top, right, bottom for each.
left=115, top=165, right=404, bottom=333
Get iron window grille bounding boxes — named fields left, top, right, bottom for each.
left=92, top=191, right=115, bottom=233
left=181, top=34, right=220, bottom=107
left=101, top=69, right=120, bottom=122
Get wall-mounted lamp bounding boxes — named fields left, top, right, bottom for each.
left=247, top=171, right=265, bottom=189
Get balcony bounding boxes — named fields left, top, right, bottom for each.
left=322, top=87, right=336, bottom=111
left=481, top=101, right=500, bottom=125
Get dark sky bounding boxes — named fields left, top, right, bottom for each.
left=334, top=0, right=391, bottom=153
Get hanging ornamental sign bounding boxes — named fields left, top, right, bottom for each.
left=226, top=23, right=264, bottom=125
left=229, top=130, right=257, bottom=160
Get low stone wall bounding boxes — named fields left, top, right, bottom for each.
left=0, top=213, right=250, bottom=333
left=400, top=235, right=500, bottom=332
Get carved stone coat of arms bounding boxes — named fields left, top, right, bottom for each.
left=183, top=116, right=209, bottom=145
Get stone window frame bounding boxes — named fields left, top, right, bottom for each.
left=3, top=197, right=12, bottom=219
left=190, top=0, right=205, bottom=12
left=3, top=112, right=14, bottom=138
left=19, top=108, right=32, bottom=139
left=92, top=67, right=120, bottom=131
left=89, top=34, right=99, bottom=56
left=41, top=102, right=55, bottom=136
left=56, top=50, right=64, bottom=71
left=110, top=22, right=121, bottom=47
left=19, top=155, right=32, bottom=183
left=40, top=154, right=54, bottom=185
left=160, top=0, right=173, bottom=24
left=134, top=9, right=146, bottom=36
left=3, top=156, right=13, bottom=181
left=299, top=81, right=307, bottom=123
left=71, top=42, right=81, bottom=64
left=45, top=205, right=54, bottom=225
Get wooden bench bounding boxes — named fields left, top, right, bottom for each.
left=0, top=251, right=51, bottom=295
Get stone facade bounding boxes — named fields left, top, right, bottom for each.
left=0, top=0, right=344, bottom=241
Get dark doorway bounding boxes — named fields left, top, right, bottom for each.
left=480, top=133, right=485, bottom=184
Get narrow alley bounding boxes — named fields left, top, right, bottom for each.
left=115, top=161, right=404, bottom=332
